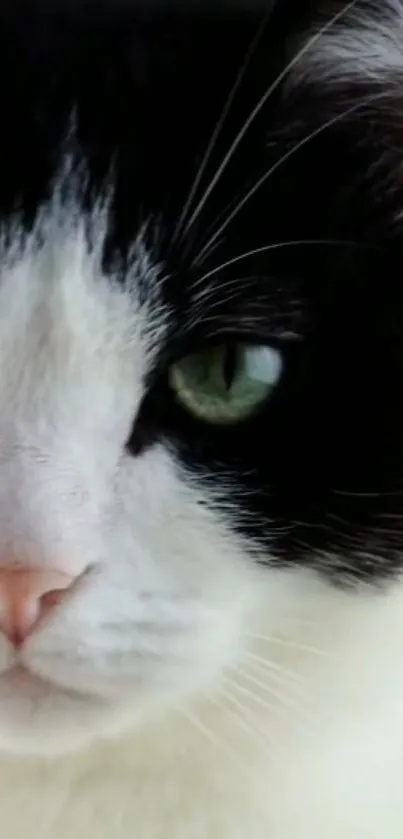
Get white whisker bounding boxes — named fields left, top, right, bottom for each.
left=194, top=91, right=384, bottom=265
left=228, top=669, right=305, bottom=715
left=224, top=675, right=316, bottom=741
left=191, top=237, right=224, bottom=272
left=172, top=14, right=270, bottom=244
left=182, top=0, right=361, bottom=242
left=211, top=690, right=273, bottom=743
left=246, top=631, right=329, bottom=657
left=180, top=705, right=238, bottom=762
left=243, top=651, right=305, bottom=686
left=192, top=239, right=355, bottom=286
left=210, top=688, right=280, bottom=755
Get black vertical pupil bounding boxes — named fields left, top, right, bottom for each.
left=223, top=345, right=238, bottom=391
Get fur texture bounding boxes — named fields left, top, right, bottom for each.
left=0, top=0, right=403, bottom=835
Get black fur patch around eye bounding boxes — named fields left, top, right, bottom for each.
left=2, top=0, right=403, bottom=585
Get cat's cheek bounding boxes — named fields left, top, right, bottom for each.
left=24, top=546, right=258, bottom=699
left=0, top=437, right=266, bottom=754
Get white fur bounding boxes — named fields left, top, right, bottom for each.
left=0, top=180, right=403, bottom=836
left=2, top=576, right=403, bottom=837
left=0, top=191, right=259, bottom=753
left=290, top=0, right=403, bottom=88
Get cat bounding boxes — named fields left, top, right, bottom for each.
left=0, top=0, right=403, bottom=836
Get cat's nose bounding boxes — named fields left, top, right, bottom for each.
left=0, top=567, right=76, bottom=647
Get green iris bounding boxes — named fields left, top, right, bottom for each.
left=169, top=343, right=282, bottom=425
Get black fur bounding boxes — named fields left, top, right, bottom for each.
left=1, top=0, right=403, bottom=583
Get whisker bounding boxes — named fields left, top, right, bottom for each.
left=228, top=669, right=305, bottom=714
left=243, top=651, right=305, bottom=686
left=210, top=689, right=276, bottom=747
left=172, top=13, right=270, bottom=244
left=246, top=631, right=329, bottom=657
left=187, top=275, right=276, bottom=315
left=182, top=0, right=361, bottom=241
left=192, top=239, right=357, bottom=286
left=224, top=675, right=317, bottom=740
left=187, top=278, right=253, bottom=309
left=191, top=237, right=224, bottom=272
left=210, top=687, right=281, bottom=755
left=223, top=674, right=314, bottom=739
left=180, top=705, right=239, bottom=762
left=242, top=659, right=304, bottom=694
left=194, top=90, right=384, bottom=265
left=224, top=673, right=287, bottom=713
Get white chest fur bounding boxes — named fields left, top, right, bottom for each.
left=3, top=574, right=403, bottom=839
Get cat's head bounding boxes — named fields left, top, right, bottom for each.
left=0, top=0, right=402, bottom=755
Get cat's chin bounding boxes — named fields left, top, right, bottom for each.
left=0, top=664, right=86, bottom=698
left=0, top=665, right=130, bottom=757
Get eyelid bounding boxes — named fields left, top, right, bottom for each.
left=166, top=332, right=294, bottom=367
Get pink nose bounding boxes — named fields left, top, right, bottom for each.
left=0, top=567, right=76, bottom=647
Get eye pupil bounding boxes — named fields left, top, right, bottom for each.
left=169, top=342, right=283, bottom=425
left=223, top=345, right=237, bottom=392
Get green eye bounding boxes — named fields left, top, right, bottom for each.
left=169, top=343, right=283, bottom=425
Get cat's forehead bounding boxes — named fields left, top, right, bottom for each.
left=0, top=2, right=301, bottom=319
left=0, top=0, right=400, bottom=349
left=0, top=2, right=266, bottom=225
left=0, top=4, right=278, bottom=157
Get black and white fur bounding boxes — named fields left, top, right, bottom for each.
left=0, top=0, right=403, bottom=835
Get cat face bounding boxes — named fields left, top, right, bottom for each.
left=0, top=0, right=402, bottom=755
